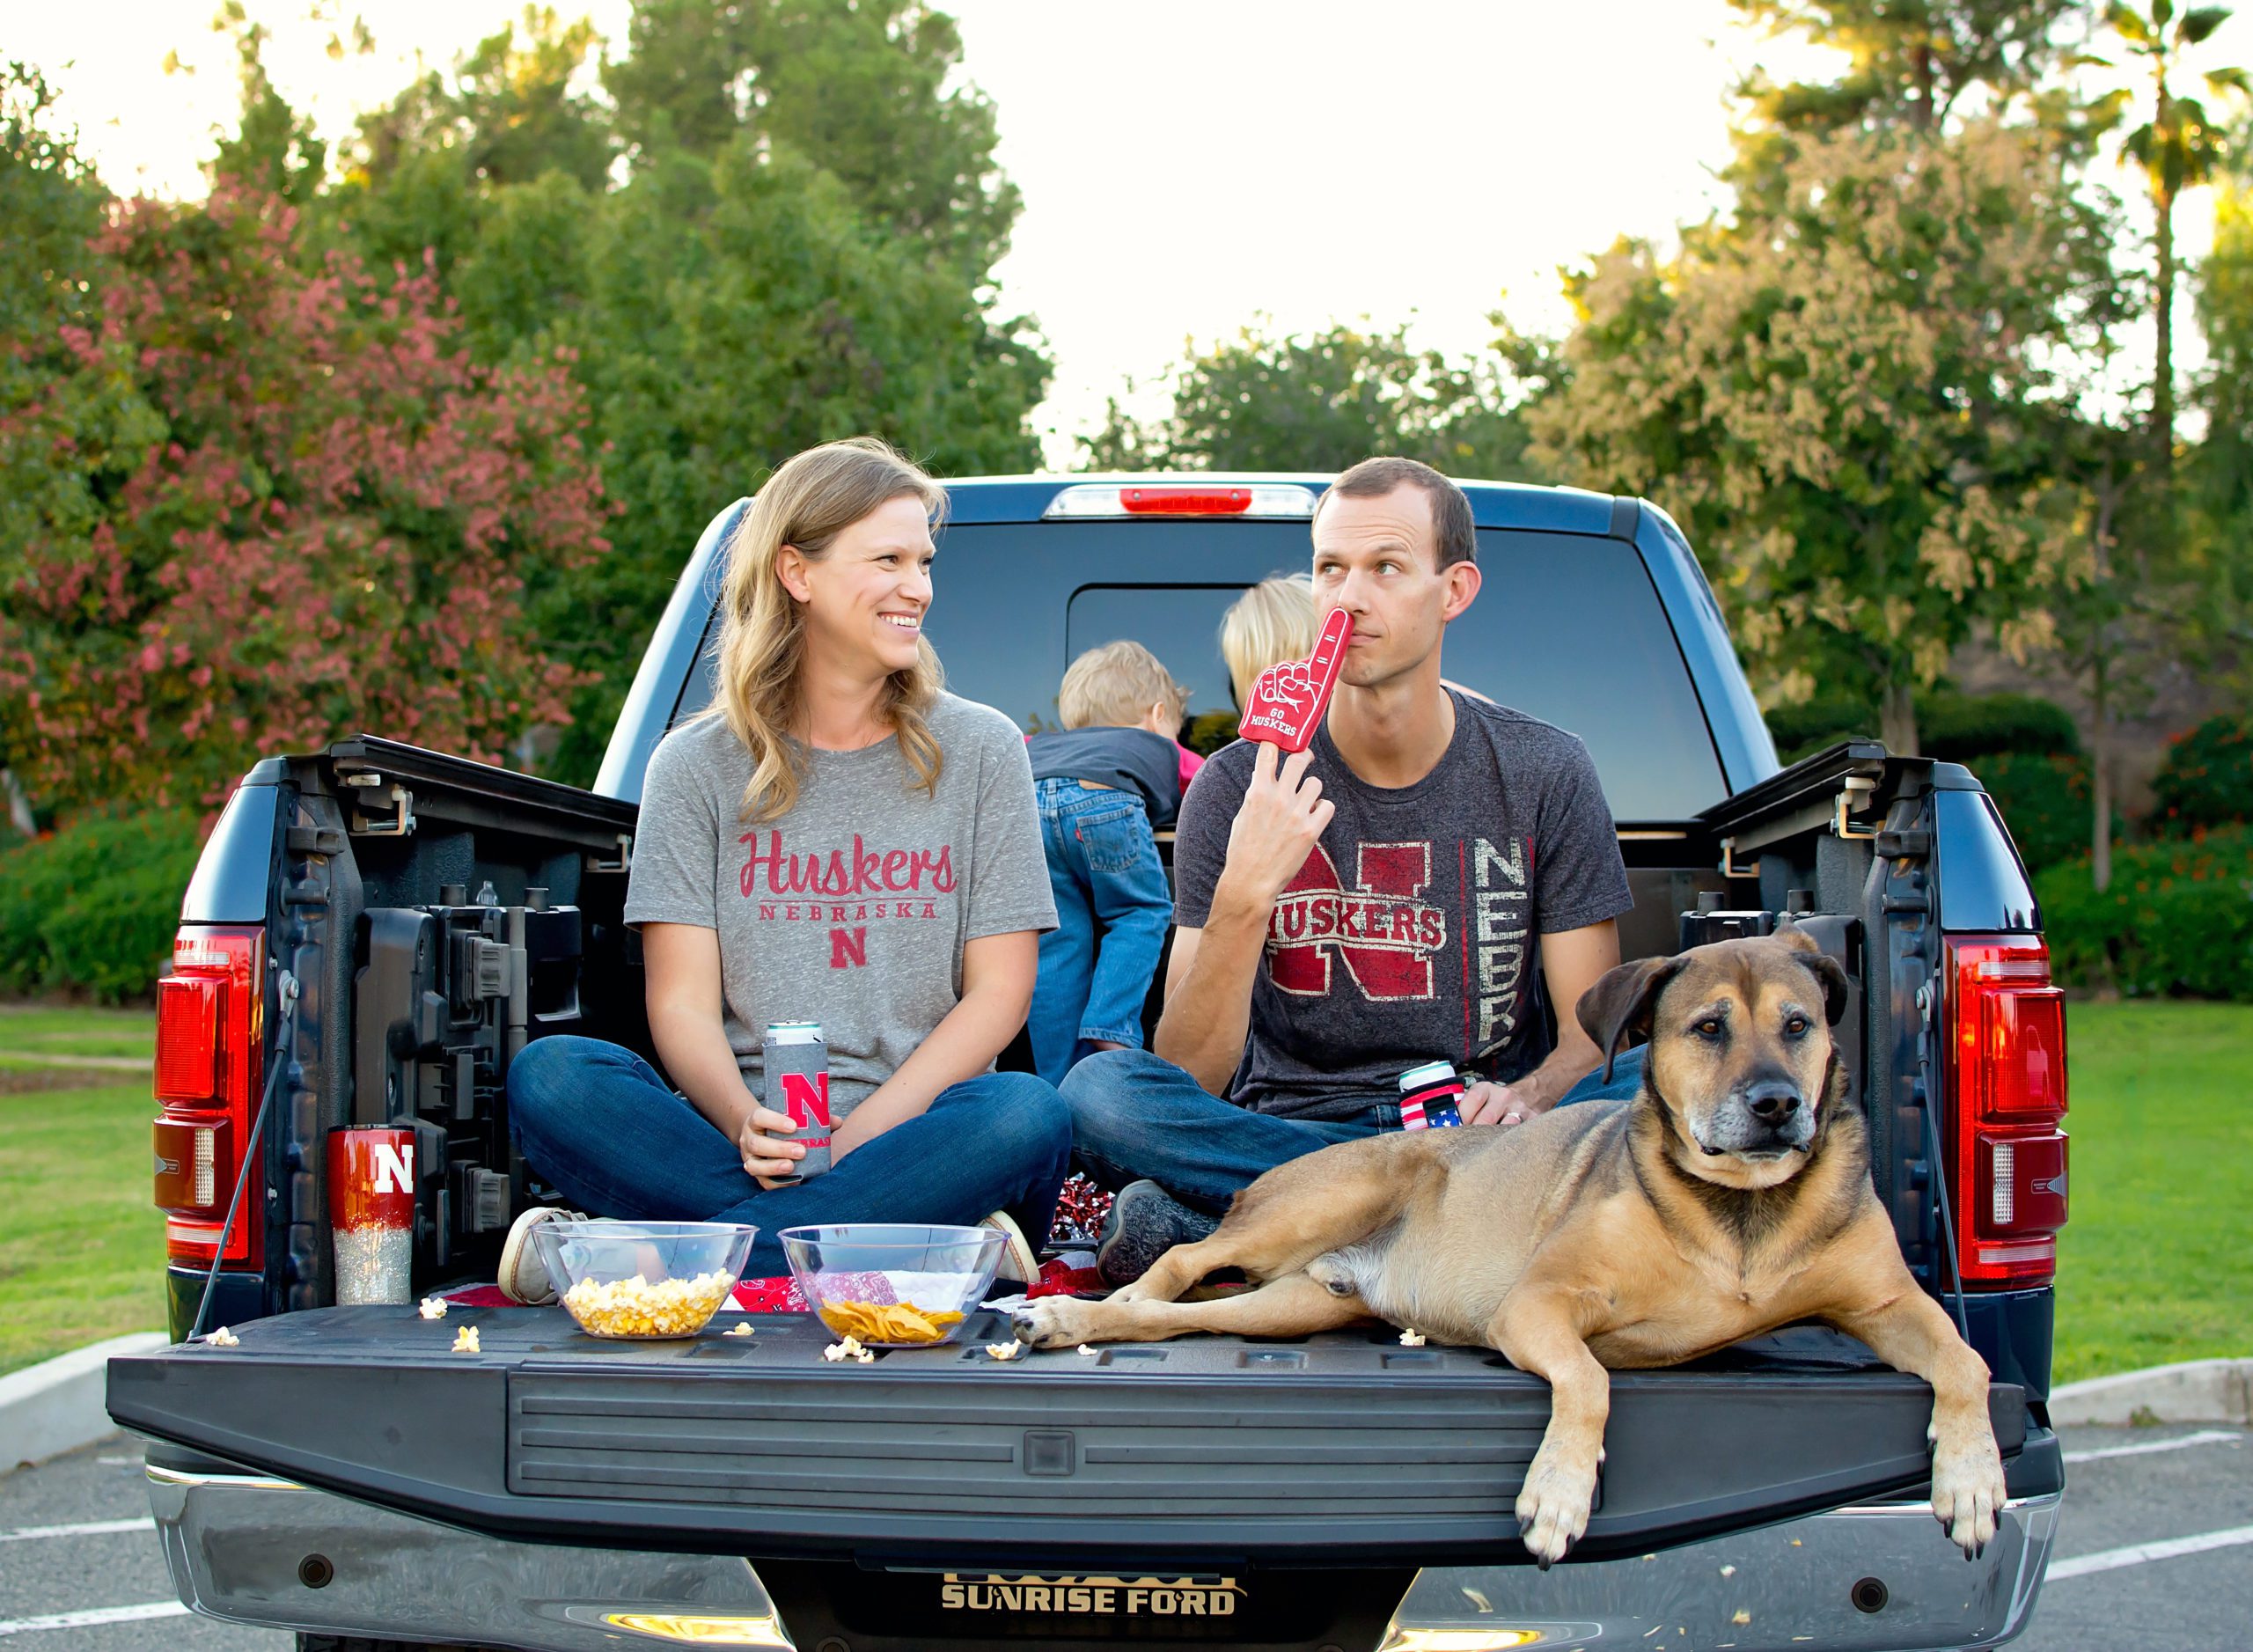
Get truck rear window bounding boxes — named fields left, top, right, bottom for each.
left=671, top=520, right=1725, bottom=822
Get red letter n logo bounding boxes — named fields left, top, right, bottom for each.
left=780, top=1071, right=832, bottom=1128
left=1266, top=842, right=1445, bottom=1002
left=828, top=926, right=867, bottom=970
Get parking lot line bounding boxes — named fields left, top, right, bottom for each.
left=2048, top=1522, right=2253, bottom=1581
left=0, top=1517, right=157, bottom=1545
left=2062, top=1429, right=2241, bottom=1465
left=0, top=1601, right=190, bottom=1637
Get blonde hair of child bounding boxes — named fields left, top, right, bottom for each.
left=1058, top=640, right=1190, bottom=731
left=1220, top=574, right=1319, bottom=708
left=701, top=437, right=948, bottom=824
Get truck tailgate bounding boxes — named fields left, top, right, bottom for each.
left=109, top=1306, right=2024, bottom=1567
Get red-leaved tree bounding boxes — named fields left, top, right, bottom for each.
left=0, top=180, right=610, bottom=810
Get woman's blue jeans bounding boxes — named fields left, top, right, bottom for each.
left=1028, top=777, right=1173, bottom=1085
left=507, top=1036, right=1073, bottom=1278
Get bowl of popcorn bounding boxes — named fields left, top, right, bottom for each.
left=531, top=1221, right=760, bottom=1340
left=778, top=1223, right=1006, bottom=1348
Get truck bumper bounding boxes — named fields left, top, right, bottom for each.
left=147, top=1462, right=2061, bottom=1652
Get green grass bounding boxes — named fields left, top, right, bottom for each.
left=0, top=1002, right=156, bottom=1061
left=2051, top=1000, right=2253, bottom=1384
left=0, top=1002, right=2244, bottom=1381
left=0, top=1073, right=167, bottom=1374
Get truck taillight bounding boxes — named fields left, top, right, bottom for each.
left=1945, top=936, right=2067, bottom=1287
left=154, top=925, right=264, bottom=1269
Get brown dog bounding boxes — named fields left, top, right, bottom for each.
left=1015, top=927, right=2008, bottom=1566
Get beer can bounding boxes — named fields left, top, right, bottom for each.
left=1397, top=1061, right=1465, bottom=1131
left=763, top=1021, right=833, bottom=1181
left=329, top=1126, right=416, bottom=1303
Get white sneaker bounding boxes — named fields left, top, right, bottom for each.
left=981, top=1211, right=1039, bottom=1286
left=497, top=1205, right=587, bottom=1304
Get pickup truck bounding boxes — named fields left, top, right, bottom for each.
left=109, top=474, right=2069, bottom=1652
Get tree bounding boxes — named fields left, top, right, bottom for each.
left=1728, top=0, right=2091, bottom=136
left=0, top=180, right=611, bottom=811
left=347, top=6, right=613, bottom=198
left=308, top=0, right=1047, bottom=786
left=604, top=0, right=1018, bottom=279
left=1527, top=120, right=2122, bottom=756
left=2185, top=157, right=2253, bottom=680
left=1082, top=319, right=1537, bottom=481
left=0, top=61, right=155, bottom=827
left=2090, top=1, right=2248, bottom=470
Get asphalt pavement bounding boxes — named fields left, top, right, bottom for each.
left=0, top=1424, right=2244, bottom=1648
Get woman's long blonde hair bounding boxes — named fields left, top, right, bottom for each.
left=702, top=437, right=949, bottom=824
left=1220, top=574, right=1319, bottom=709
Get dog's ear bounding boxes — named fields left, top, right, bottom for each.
left=1804, top=952, right=1850, bottom=1025
left=1773, top=921, right=1850, bottom=1024
left=1577, top=955, right=1688, bottom=1081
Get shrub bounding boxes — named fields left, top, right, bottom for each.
left=1184, top=709, right=1241, bottom=760
left=2037, top=826, right=2253, bottom=1001
left=1761, top=694, right=1878, bottom=764
left=1919, top=692, right=2081, bottom=764
left=1974, top=752, right=2094, bottom=873
left=1760, top=688, right=2081, bottom=766
left=0, top=810, right=203, bottom=1002
left=2151, top=716, right=2253, bottom=835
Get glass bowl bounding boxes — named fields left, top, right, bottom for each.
left=779, top=1223, right=1006, bottom=1347
left=531, top=1221, right=760, bottom=1340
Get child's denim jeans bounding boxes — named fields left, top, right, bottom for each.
left=1030, top=776, right=1173, bottom=1085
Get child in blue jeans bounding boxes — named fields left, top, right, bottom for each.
left=1025, top=642, right=1193, bottom=1085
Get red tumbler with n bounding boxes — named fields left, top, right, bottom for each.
left=329, top=1126, right=416, bottom=1304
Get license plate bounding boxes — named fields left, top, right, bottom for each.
left=936, top=1574, right=1246, bottom=1623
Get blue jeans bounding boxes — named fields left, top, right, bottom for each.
left=1059, top=1044, right=1650, bottom=1215
left=1028, top=778, right=1172, bottom=1086
left=1565, top=1044, right=1647, bottom=1104
left=507, top=1036, right=1073, bottom=1278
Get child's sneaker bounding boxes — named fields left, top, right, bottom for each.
left=1095, top=1180, right=1218, bottom=1287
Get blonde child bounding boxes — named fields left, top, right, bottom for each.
left=1025, top=642, right=1190, bottom=1084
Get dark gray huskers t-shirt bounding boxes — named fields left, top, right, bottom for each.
left=1171, top=691, right=1634, bottom=1121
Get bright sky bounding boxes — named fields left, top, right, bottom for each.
left=18, top=1, right=2251, bottom=466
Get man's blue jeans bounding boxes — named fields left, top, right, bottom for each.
left=1028, top=777, right=1172, bottom=1086
left=507, top=1036, right=1073, bottom=1278
left=1058, top=1045, right=1649, bottom=1215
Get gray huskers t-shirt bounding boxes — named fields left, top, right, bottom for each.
left=624, top=694, right=1057, bottom=1122
left=1172, top=691, right=1634, bottom=1121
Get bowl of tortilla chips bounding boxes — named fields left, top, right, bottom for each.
left=778, top=1223, right=1005, bottom=1348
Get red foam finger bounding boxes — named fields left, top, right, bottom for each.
left=1238, top=608, right=1354, bottom=752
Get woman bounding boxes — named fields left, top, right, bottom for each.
left=501, top=438, right=1070, bottom=1295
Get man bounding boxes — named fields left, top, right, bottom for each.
left=1059, top=457, right=1639, bottom=1285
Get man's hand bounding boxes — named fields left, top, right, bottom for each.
left=738, top=1104, right=808, bottom=1187
left=1463, top=1079, right=1547, bottom=1128
left=1217, top=741, right=1335, bottom=908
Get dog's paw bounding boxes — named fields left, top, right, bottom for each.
left=1515, top=1443, right=1601, bottom=1569
left=1930, top=1433, right=2007, bottom=1560
left=1011, top=1297, right=1097, bottom=1350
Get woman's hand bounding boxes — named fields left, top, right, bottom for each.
left=737, top=1104, right=808, bottom=1187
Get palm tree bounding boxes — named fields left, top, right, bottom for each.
left=2097, top=2, right=2249, bottom=474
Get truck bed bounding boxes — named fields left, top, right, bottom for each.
left=111, top=1308, right=2029, bottom=1568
